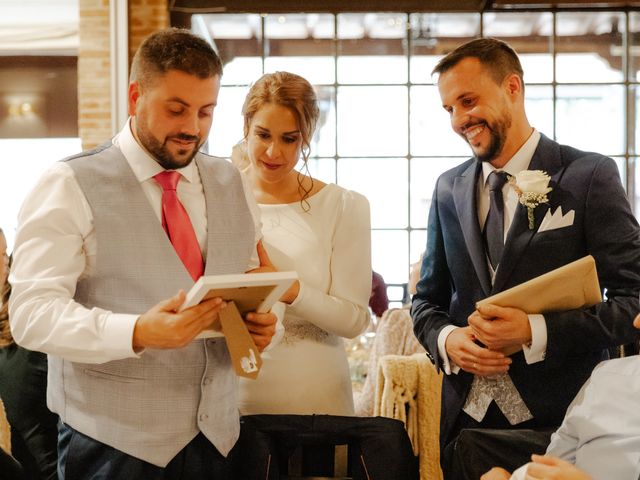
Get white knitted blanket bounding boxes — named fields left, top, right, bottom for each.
left=375, top=353, right=443, bottom=480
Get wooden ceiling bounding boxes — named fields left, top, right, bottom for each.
left=169, top=0, right=640, bottom=13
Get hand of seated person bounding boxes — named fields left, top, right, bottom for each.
left=481, top=467, right=511, bottom=480
left=481, top=454, right=593, bottom=480
left=525, top=454, right=592, bottom=480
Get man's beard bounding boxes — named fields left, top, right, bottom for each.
left=137, top=123, right=201, bottom=170
left=470, top=110, right=511, bottom=163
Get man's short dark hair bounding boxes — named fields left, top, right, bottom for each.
left=129, top=28, right=223, bottom=87
left=432, top=37, right=524, bottom=88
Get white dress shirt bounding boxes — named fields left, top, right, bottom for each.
left=9, top=119, right=263, bottom=363
left=510, top=356, right=640, bottom=480
left=437, top=129, right=547, bottom=374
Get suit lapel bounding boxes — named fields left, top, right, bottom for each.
left=454, top=161, right=492, bottom=296
left=493, top=134, right=565, bottom=292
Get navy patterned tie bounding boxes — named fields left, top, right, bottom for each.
left=483, top=171, right=510, bottom=270
left=464, top=170, right=534, bottom=426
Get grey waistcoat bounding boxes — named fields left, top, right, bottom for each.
left=47, top=143, right=255, bottom=466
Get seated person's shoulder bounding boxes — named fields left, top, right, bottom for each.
left=591, top=355, right=640, bottom=379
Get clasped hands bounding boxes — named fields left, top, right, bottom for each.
left=445, top=304, right=532, bottom=376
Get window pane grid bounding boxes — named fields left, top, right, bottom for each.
left=200, top=10, right=639, bottom=287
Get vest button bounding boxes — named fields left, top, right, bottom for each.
left=199, top=413, right=209, bottom=421
left=203, top=377, right=212, bottom=385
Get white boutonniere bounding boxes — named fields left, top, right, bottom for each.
left=509, top=170, right=552, bottom=230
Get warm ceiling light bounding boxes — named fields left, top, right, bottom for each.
left=20, top=102, right=32, bottom=114
left=7, top=101, right=34, bottom=117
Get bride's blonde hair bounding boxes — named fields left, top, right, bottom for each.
left=241, top=71, right=320, bottom=210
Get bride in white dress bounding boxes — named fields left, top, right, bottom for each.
left=233, top=71, right=372, bottom=416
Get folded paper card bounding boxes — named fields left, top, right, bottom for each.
left=179, top=271, right=297, bottom=378
left=476, top=255, right=601, bottom=355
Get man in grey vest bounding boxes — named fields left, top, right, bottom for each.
left=8, top=29, right=278, bottom=479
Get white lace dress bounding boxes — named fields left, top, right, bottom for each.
left=238, top=183, right=372, bottom=415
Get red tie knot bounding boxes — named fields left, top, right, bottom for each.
left=154, top=170, right=181, bottom=191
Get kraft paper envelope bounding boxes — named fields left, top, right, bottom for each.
left=476, top=255, right=602, bottom=355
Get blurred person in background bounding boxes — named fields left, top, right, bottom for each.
left=0, top=228, right=58, bottom=479
left=370, top=271, right=389, bottom=320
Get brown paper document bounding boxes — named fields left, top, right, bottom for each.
left=219, top=302, right=263, bottom=379
left=476, top=255, right=602, bottom=355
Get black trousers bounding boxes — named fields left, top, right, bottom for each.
left=233, top=414, right=419, bottom=480
left=441, top=403, right=554, bottom=480
left=0, top=346, right=57, bottom=480
left=0, top=449, right=24, bottom=480
left=58, top=422, right=234, bottom=480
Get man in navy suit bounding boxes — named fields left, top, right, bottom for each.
left=411, top=37, right=640, bottom=479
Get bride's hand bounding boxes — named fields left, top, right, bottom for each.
left=247, top=240, right=277, bottom=274
left=247, top=240, right=299, bottom=304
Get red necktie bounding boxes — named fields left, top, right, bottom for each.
left=154, top=170, right=204, bottom=281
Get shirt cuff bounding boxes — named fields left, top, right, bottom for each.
left=437, top=325, right=461, bottom=375
left=106, top=313, right=143, bottom=358
left=522, top=314, right=547, bottom=364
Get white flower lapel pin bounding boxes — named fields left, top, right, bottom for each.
left=509, top=170, right=552, bottom=230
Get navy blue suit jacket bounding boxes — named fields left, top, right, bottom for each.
left=411, top=134, right=640, bottom=447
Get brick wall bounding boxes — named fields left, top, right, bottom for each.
left=78, top=0, right=111, bottom=149
left=78, top=0, right=168, bottom=149
left=129, top=0, right=170, bottom=63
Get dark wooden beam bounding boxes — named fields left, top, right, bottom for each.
left=169, top=0, right=486, bottom=14
left=491, top=0, right=640, bottom=7
left=214, top=33, right=631, bottom=65
left=170, top=10, right=192, bottom=29
left=0, top=56, right=77, bottom=69
left=170, top=0, right=640, bottom=13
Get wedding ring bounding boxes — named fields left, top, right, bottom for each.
left=473, top=363, right=477, bottom=370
